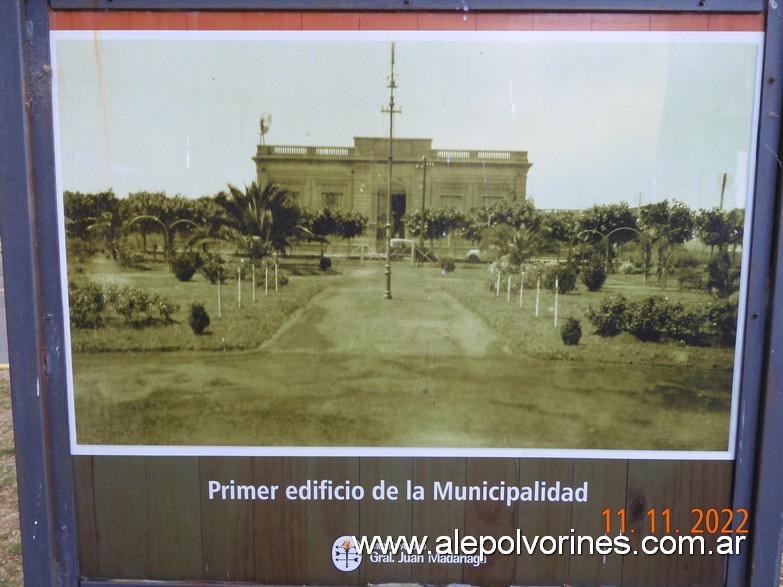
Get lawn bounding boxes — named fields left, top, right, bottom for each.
left=446, top=264, right=735, bottom=369
left=0, top=371, right=21, bottom=586
left=69, top=257, right=735, bottom=451
left=69, top=256, right=325, bottom=353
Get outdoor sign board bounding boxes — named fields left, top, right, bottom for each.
left=1, top=1, right=783, bottom=586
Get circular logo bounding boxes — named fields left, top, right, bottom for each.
left=332, top=535, right=362, bottom=572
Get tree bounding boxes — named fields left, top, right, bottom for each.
left=460, top=200, right=538, bottom=244
left=540, top=209, right=578, bottom=261
left=340, top=210, right=368, bottom=255
left=308, top=208, right=342, bottom=257
left=696, top=208, right=732, bottom=256
left=480, top=224, right=546, bottom=269
left=638, top=200, right=695, bottom=288
left=214, top=181, right=308, bottom=260
left=403, top=207, right=465, bottom=244
left=64, top=190, right=121, bottom=255
left=726, top=208, right=744, bottom=264
left=125, top=191, right=168, bottom=253
left=577, top=203, right=638, bottom=272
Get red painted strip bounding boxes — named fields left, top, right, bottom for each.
left=359, top=12, right=418, bottom=30
left=650, top=13, right=710, bottom=31
left=532, top=13, right=593, bottom=31
left=47, top=9, right=766, bottom=32
left=475, top=14, right=534, bottom=31
left=708, top=13, right=766, bottom=31
left=301, top=12, right=362, bottom=30
left=591, top=13, right=651, bottom=31
left=417, top=12, right=476, bottom=30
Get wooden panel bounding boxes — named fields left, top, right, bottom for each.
left=569, top=459, right=626, bottom=586
left=72, top=456, right=99, bottom=577
left=199, top=457, right=255, bottom=581
left=93, top=457, right=149, bottom=578
left=253, top=457, right=308, bottom=584
left=622, top=460, right=733, bottom=586
left=305, top=457, right=361, bottom=584
left=146, top=458, right=202, bottom=580
left=77, top=456, right=739, bottom=584
left=411, top=457, right=466, bottom=584
left=359, top=457, right=414, bottom=583
left=515, top=459, right=574, bottom=586
left=463, top=458, right=518, bottom=586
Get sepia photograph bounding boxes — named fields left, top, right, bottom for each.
left=51, top=31, right=763, bottom=455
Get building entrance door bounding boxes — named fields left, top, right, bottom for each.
left=391, top=192, right=406, bottom=237
left=377, top=184, right=407, bottom=241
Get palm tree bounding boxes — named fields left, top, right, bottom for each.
left=214, top=181, right=308, bottom=260
left=506, top=225, right=547, bottom=267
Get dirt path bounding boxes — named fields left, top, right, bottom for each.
left=266, top=266, right=508, bottom=358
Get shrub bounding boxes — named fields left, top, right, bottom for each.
left=619, top=261, right=639, bottom=275
left=319, top=257, right=332, bottom=271
left=521, top=263, right=546, bottom=289
left=171, top=253, right=200, bottom=282
left=706, top=252, right=740, bottom=298
left=440, top=257, right=456, bottom=274
left=581, top=258, right=607, bottom=292
left=666, top=302, right=708, bottom=346
left=68, top=280, right=105, bottom=329
left=156, top=297, right=179, bottom=322
left=200, top=254, right=229, bottom=284
left=552, top=265, right=577, bottom=294
left=189, top=303, right=210, bottom=335
left=706, top=298, right=739, bottom=345
left=116, top=238, right=148, bottom=270
left=560, top=317, right=582, bottom=346
left=585, top=294, right=628, bottom=336
left=69, top=281, right=179, bottom=328
left=675, top=252, right=701, bottom=269
left=626, top=296, right=670, bottom=342
left=677, top=267, right=705, bottom=292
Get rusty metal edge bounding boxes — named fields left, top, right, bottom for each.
left=0, top=0, right=79, bottom=585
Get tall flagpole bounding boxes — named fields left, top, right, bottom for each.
left=382, top=43, right=401, bottom=300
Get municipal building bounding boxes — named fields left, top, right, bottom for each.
left=254, top=137, right=532, bottom=243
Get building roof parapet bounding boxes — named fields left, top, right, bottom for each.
left=255, top=139, right=529, bottom=164
left=257, top=145, right=355, bottom=158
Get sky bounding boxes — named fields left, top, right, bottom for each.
left=51, top=31, right=763, bottom=210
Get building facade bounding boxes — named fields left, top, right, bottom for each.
left=254, top=137, right=532, bottom=243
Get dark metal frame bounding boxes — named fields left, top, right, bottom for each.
left=0, top=0, right=780, bottom=585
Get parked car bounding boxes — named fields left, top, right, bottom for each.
left=466, top=248, right=484, bottom=263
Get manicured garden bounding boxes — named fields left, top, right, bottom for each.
left=63, top=186, right=742, bottom=450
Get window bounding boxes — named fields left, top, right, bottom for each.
left=322, top=192, right=343, bottom=209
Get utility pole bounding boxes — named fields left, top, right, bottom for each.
left=382, top=43, right=401, bottom=299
